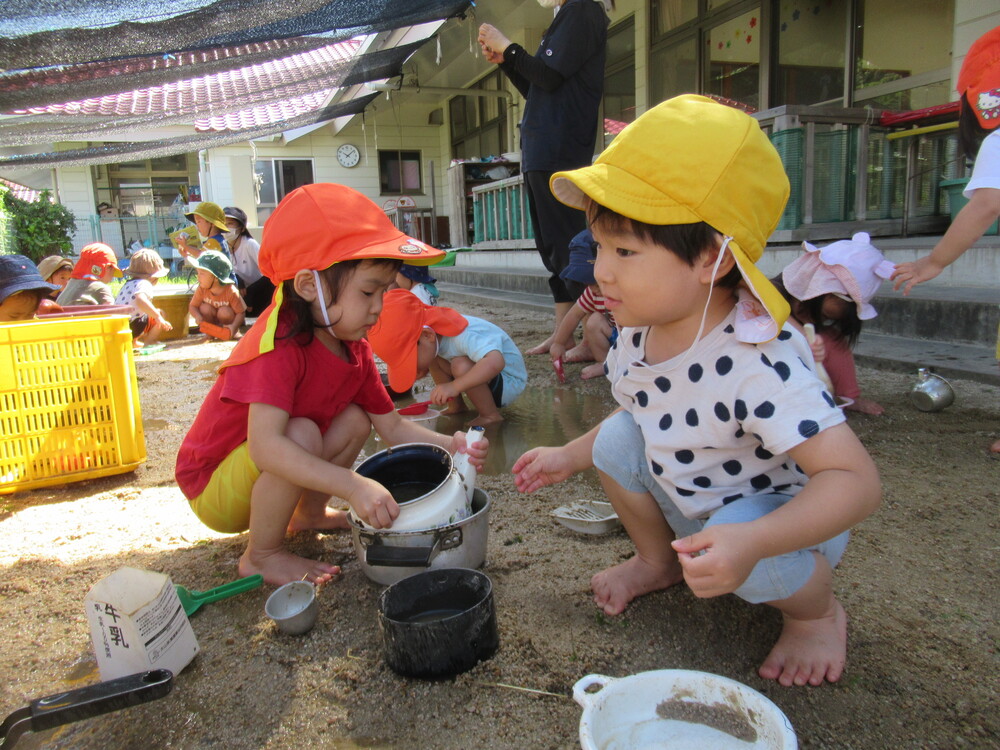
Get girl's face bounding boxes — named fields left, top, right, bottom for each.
left=821, top=293, right=852, bottom=321
left=224, top=217, right=243, bottom=234
left=49, top=268, right=72, bottom=289
left=0, top=291, right=39, bottom=322
left=316, top=261, right=398, bottom=341
left=99, top=265, right=117, bottom=283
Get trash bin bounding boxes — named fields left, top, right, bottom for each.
left=940, top=178, right=999, bottom=235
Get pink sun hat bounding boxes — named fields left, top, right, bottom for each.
left=781, top=232, right=896, bottom=320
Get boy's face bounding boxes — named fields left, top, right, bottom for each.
left=414, top=328, right=438, bottom=379
left=0, top=291, right=39, bottom=322
left=194, top=216, right=214, bottom=237
left=319, top=260, right=398, bottom=342
left=99, top=265, right=117, bottom=283
left=196, top=269, right=217, bottom=290
left=50, top=268, right=72, bottom=288
left=592, top=224, right=708, bottom=330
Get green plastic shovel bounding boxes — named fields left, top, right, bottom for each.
left=175, top=574, right=263, bottom=616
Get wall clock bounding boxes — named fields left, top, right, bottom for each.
left=337, top=143, right=361, bottom=168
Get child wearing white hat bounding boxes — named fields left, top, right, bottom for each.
left=777, top=232, right=895, bottom=415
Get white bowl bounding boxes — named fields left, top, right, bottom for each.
left=574, top=670, right=797, bottom=750
left=551, top=500, right=620, bottom=535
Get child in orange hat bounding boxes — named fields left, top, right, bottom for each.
left=56, top=242, right=123, bottom=306
left=892, top=25, right=1000, bottom=452
left=368, top=289, right=527, bottom=427
left=175, top=183, right=488, bottom=586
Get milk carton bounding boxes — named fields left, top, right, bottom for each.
left=85, top=566, right=199, bottom=681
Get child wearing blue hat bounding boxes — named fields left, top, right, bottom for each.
left=393, top=262, right=440, bottom=306
left=0, top=254, right=60, bottom=321
left=549, top=229, right=617, bottom=380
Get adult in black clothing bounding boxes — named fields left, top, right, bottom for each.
left=479, top=0, right=610, bottom=355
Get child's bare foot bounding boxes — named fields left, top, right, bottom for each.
left=563, top=343, right=594, bottom=363
left=239, top=549, right=340, bottom=586
left=758, top=600, right=847, bottom=686
left=468, top=413, right=503, bottom=427
left=591, top=554, right=685, bottom=615
left=580, top=362, right=606, bottom=380
left=525, top=337, right=553, bottom=355
left=286, top=505, right=351, bottom=533
left=990, top=437, right=1000, bottom=453
left=845, top=397, right=883, bottom=415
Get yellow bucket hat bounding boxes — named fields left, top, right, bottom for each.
left=550, top=94, right=790, bottom=340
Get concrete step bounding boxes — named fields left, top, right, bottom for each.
left=435, top=260, right=999, bottom=346
left=436, top=279, right=999, bottom=386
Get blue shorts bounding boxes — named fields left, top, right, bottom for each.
left=593, top=410, right=849, bottom=604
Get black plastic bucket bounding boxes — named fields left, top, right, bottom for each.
left=378, top=568, right=498, bottom=678
left=356, top=443, right=451, bottom=506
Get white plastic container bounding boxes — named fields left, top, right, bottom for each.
left=574, top=670, right=797, bottom=750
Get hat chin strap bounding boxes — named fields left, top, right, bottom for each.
left=662, top=236, right=731, bottom=372
left=312, top=270, right=339, bottom=338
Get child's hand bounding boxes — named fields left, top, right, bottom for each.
left=549, top=342, right=567, bottom=363
left=671, top=524, right=759, bottom=598
left=512, top=447, right=573, bottom=493
left=891, top=256, right=943, bottom=295
left=346, top=478, right=399, bottom=529
left=449, top=430, right=489, bottom=470
left=430, top=383, right=460, bottom=406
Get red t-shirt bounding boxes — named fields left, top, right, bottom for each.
left=175, top=332, right=393, bottom=499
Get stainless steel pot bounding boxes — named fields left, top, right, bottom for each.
left=350, top=488, right=491, bottom=586
left=910, top=367, right=955, bottom=412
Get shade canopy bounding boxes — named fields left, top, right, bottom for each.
left=0, top=0, right=473, bottom=171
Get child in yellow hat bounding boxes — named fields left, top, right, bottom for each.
left=512, top=95, right=881, bottom=687
left=175, top=184, right=487, bottom=586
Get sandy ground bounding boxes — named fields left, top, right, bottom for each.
left=1, top=296, right=998, bottom=749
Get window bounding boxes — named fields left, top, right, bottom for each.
left=450, top=70, right=508, bottom=160
left=649, top=1, right=762, bottom=111
left=104, top=155, right=195, bottom=218
left=378, top=150, right=422, bottom=195
left=602, top=19, right=637, bottom=148
left=254, top=158, right=313, bottom=223
left=775, top=0, right=846, bottom=106
left=853, top=0, right=954, bottom=110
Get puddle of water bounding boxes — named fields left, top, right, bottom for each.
left=363, top=384, right=612, bottom=475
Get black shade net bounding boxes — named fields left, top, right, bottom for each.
left=0, top=0, right=472, bottom=72
left=0, top=41, right=424, bottom=145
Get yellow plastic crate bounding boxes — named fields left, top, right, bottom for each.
left=0, top=315, right=146, bottom=494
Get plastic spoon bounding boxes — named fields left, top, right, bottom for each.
left=552, top=357, right=566, bottom=383
left=398, top=400, right=432, bottom=416
left=803, top=324, right=835, bottom=393
left=175, top=574, right=263, bottom=616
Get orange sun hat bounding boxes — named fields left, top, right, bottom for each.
left=368, top=289, right=467, bottom=392
left=958, top=25, right=1000, bottom=129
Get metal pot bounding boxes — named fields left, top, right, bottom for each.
left=350, top=488, right=490, bottom=586
left=352, top=426, right=484, bottom=532
left=378, top=568, right=499, bottom=678
left=910, top=367, right=955, bottom=412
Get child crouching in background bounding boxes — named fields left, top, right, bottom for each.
left=774, top=232, right=895, bottom=416
left=175, top=183, right=487, bottom=585
left=369, top=289, right=527, bottom=427
left=115, top=248, right=173, bottom=347
left=187, top=250, right=246, bottom=341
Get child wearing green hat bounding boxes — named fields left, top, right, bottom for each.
left=187, top=249, right=246, bottom=340
left=512, top=95, right=881, bottom=687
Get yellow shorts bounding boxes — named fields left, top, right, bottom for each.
left=189, top=442, right=260, bottom=534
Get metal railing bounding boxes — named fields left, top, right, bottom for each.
left=471, top=174, right=535, bottom=250
left=384, top=205, right=439, bottom=246
left=754, top=104, right=963, bottom=241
